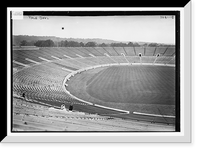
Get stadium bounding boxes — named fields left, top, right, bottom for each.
left=12, top=46, right=176, bottom=131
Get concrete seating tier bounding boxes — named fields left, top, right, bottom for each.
left=13, top=47, right=175, bottom=69
left=13, top=98, right=175, bottom=131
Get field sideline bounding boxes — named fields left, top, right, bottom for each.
left=67, top=65, right=175, bottom=117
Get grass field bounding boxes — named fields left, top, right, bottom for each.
left=86, top=65, right=175, bottom=105
left=67, top=65, right=175, bottom=116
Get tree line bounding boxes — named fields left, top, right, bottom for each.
left=20, top=39, right=173, bottom=47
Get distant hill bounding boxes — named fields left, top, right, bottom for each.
left=13, top=35, right=174, bottom=47
left=13, top=35, right=124, bottom=46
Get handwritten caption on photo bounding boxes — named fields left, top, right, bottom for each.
left=28, top=16, right=49, bottom=20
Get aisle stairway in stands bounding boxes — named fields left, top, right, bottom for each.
left=12, top=46, right=176, bottom=130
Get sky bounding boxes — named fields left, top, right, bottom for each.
left=13, top=15, right=175, bottom=44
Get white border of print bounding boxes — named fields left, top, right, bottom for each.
left=5, top=3, right=191, bottom=143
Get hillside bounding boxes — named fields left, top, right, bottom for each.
left=13, top=35, right=174, bottom=47
left=13, top=35, right=124, bottom=46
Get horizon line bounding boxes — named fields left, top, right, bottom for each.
left=13, top=34, right=175, bottom=45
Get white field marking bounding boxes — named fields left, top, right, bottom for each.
left=140, top=56, right=142, bottom=65
left=25, top=58, right=40, bottom=64
left=165, top=64, right=175, bottom=67
left=62, top=62, right=175, bottom=115
left=76, top=54, right=84, bottom=58
left=121, top=53, right=130, bottom=63
left=104, top=53, right=110, bottom=57
left=61, top=68, right=74, bottom=72
left=89, top=53, right=96, bottom=58
left=63, top=55, right=73, bottom=59
left=104, top=53, right=118, bottom=63
left=153, top=56, right=158, bottom=64
left=67, top=91, right=93, bottom=105
left=166, top=56, right=175, bottom=64
left=38, top=57, right=51, bottom=62
left=13, top=60, right=29, bottom=67
left=62, top=73, right=93, bottom=105
left=66, top=83, right=130, bottom=113
left=133, top=111, right=175, bottom=118
left=100, top=113, right=128, bottom=116
left=94, top=104, right=130, bottom=114
left=51, top=56, right=61, bottom=60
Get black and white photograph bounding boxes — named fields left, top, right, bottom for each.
left=12, top=12, right=176, bottom=131
left=11, top=11, right=179, bottom=132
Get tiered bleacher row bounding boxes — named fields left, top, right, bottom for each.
left=13, top=47, right=175, bottom=68
left=13, top=62, right=81, bottom=105
left=12, top=46, right=176, bottom=130
left=13, top=46, right=175, bottom=107
left=13, top=46, right=175, bottom=96
left=13, top=97, right=174, bottom=131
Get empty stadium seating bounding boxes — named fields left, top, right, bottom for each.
left=135, top=47, right=145, bottom=56
left=13, top=46, right=175, bottom=97
left=123, top=47, right=136, bottom=56
left=12, top=46, right=176, bottom=131
left=141, top=56, right=157, bottom=63
left=145, top=47, right=156, bottom=56
left=13, top=97, right=174, bottom=131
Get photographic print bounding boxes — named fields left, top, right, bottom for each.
left=11, top=11, right=178, bottom=132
